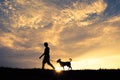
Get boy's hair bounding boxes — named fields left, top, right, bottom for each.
left=44, top=42, right=48, bottom=46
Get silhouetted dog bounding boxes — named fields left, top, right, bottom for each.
left=57, top=58, right=72, bottom=70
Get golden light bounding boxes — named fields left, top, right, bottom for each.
left=55, top=65, right=62, bottom=73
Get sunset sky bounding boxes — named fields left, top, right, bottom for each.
left=0, top=0, right=120, bottom=70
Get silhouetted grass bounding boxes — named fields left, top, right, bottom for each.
left=0, top=67, right=120, bottom=80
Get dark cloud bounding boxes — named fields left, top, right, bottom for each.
left=0, top=47, right=40, bottom=68
left=58, top=26, right=104, bottom=57
left=0, top=47, right=16, bottom=67
left=42, top=0, right=96, bottom=9
left=81, top=13, right=98, bottom=21
left=43, top=0, right=76, bottom=8
left=59, top=26, right=101, bottom=44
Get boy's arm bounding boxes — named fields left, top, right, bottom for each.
left=39, top=48, right=46, bottom=59
left=39, top=53, right=44, bottom=59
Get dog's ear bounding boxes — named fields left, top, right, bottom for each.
left=56, top=59, right=59, bottom=61
left=59, top=59, right=61, bottom=61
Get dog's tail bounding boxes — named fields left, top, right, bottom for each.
left=69, top=58, right=72, bottom=62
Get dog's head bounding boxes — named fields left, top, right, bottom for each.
left=57, top=59, right=61, bottom=63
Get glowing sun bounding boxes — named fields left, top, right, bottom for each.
left=55, top=66, right=62, bottom=73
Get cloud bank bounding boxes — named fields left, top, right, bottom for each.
left=0, top=0, right=120, bottom=69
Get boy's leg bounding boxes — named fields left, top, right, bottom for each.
left=47, top=61, right=55, bottom=69
left=42, top=61, right=45, bottom=69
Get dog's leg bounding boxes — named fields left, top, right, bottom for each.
left=69, top=66, right=72, bottom=70
left=63, top=67, right=64, bottom=70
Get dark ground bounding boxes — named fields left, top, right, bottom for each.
left=0, top=67, right=120, bottom=80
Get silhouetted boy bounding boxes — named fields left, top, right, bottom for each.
left=39, top=42, right=55, bottom=69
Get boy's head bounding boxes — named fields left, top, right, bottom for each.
left=44, top=42, right=48, bottom=47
